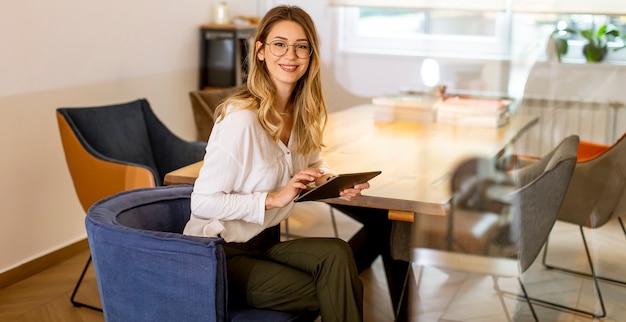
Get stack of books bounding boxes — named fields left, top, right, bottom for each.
left=371, top=94, right=439, bottom=123
left=435, top=97, right=510, bottom=128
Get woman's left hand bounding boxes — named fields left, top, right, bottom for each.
left=339, top=182, right=370, bottom=201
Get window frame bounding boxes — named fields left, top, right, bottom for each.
left=338, top=7, right=514, bottom=60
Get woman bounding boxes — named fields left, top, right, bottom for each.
left=184, top=5, right=368, bottom=321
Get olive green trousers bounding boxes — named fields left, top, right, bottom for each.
left=224, top=236, right=363, bottom=322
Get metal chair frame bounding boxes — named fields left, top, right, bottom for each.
left=539, top=217, right=626, bottom=319
left=69, top=256, right=103, bottom=312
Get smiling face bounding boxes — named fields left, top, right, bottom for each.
left=256, top=20, right=310, bottom=94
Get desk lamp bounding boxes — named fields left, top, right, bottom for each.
left=421, top=58, right=446, bottom=99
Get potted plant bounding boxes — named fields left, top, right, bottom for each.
left=580, top=23, right=621, bottom=62
left=550, top=27, right=577, bottom=62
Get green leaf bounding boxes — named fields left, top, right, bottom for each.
left=606, top=30, right=620, bottom=38
left=605, top=24, right=621, bottom=37
left=596, top=24, right=607, bottom=38
left=554, top=38, right=569, bottom=56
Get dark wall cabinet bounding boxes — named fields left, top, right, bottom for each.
left=199, top=24, right=256, bottom=89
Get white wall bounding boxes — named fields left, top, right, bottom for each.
left=0, top=0, right=228, bottom=274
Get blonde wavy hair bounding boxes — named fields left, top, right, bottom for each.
left=214, top=5, right=327, bottom=155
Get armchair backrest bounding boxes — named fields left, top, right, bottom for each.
left=57, top=99, right=205, bottom=211
left=86, top=185, right=227, bottom=322
left=511, top=135, right=579, bottom=272
left=190, top=87, right=237, bottom=142
left=59, top=100, right=160, bottom=177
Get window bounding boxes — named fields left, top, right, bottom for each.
left=339, top=7, right=512, bottom=59
left=339, top=7, right=626, bottom=64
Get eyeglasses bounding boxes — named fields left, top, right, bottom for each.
left=265, top=40, right=312, bottom=59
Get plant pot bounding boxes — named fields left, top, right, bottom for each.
left=583, top=44, right=608, bottom=62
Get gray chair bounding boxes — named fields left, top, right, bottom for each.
left=411, top=135, right=579, bottom=321
left=86, top=184, right=318, bottom=322
left=541, top=132, right=626, bottom=319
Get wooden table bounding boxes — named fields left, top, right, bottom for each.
left=164, top=103, right=536, bottom=320
left=164, top=104, right=536, bottom=221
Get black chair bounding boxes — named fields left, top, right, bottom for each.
left=56, top=98, right=206, bottom=311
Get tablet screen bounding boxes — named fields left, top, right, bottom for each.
left=294, top=171, right=382, bottom=202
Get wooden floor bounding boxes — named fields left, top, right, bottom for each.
left=0, top=201, right=623, bottom=322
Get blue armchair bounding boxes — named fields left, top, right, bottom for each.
left=86, top=184, right=317, bottom=322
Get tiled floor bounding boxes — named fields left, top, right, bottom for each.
left=286, top=202, right=626, bottom=322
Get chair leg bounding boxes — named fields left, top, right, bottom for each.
left=491, top=275, right=538, bottom=322
left=395, top=264, right=411, bottom=320
left=517, top=278, right=539, bottom=322
left=491, top=276, right=513, bottom=322
left=395, top=264, right=422, bottom=322
left=535, top=226, right=607, bottom=318
left=543, top=223, right=626, bottom=286
left=70, top=255, right=103, bottom=312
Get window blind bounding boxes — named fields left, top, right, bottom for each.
left=327, top=0, right=506, bottom=12
left=512, top=0, right=626, bottom=15
left=329, top=0, right=626, bottom=15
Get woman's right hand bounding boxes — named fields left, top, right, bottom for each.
left=265, top=168, right=323, bottom=209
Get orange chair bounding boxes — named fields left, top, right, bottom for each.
left=57, top=99, right=205, bottom=311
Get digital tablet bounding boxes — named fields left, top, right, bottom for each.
left=294, top=171, right=382, bottom=202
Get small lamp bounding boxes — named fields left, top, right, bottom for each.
left=421, top=58, right=446, bottom=99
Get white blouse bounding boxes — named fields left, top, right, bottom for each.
left=183, top=105, right=331, bottom=242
